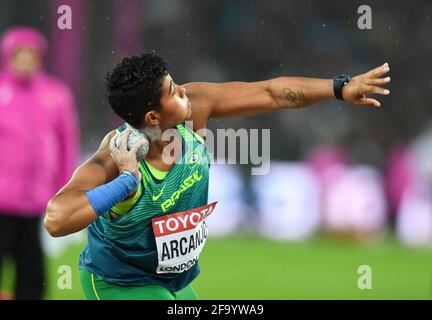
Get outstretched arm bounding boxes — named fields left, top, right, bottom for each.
left=185, top=63, right=390, bottom=130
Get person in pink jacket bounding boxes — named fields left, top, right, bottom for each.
left=0, top=27, right=79, bottom=300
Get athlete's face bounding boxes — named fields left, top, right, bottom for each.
left=144, top=74, right=191, bottom=130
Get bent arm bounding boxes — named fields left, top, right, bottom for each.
left=44, top=131, right=119, bottom=237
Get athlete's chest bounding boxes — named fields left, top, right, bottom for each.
left=140, top=158, right=210, bottom=216
left=127, top=124, right=211, bottom=221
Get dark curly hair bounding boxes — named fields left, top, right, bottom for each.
left=105, top=53, right=168, bottom=128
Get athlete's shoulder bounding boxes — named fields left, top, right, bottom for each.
left=183, top=83, right=211, bottom=133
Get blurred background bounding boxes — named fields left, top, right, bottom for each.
left=0, top=0, right=431, bottom=299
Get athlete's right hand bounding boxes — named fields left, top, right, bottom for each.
left=109, top=129, right=147, bottom=182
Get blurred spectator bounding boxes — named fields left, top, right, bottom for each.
left=410, top=123, right=432, bottom=184
left=385, top=144, right=415, bottom=217
left=322, top=165, right=387, bottom=241
left=0, top=27, right=79, bottom=299
left=252, top=162, right=321, bottom=241
left=306, top=146, right=350, bottom=191
left=394, top=124, right=432, bottom=246
left=396, top=184, right=432, bottom=247
left=307, top=146, right=387, bottom=240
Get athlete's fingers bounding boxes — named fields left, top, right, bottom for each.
left=367, top=63, right=390, bottom=79
left=358, top=97, right=381, bottom=107
left=109, top=134, right=119, bottom=153
left=109, top=152, right=118, bottom=164
left=362, top=85, right=390, bottom=96
left=364, top=77, right=391, bottom=86
left=120, top=129, right=133, bottom=152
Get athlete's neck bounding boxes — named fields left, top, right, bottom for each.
left=145, top=132, right=182, bottom=168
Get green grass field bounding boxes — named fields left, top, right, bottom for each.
left=1, top=235, right=431, bottom=299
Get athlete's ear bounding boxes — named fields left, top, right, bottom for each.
left=144, top=110, right=161, bottom=126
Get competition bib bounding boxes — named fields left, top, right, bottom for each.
left=152, top=202, right=218, bottom=274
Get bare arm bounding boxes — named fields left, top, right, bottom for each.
left=44, top=131, right=119, bottom=237
left=185, top=63, right=390, bottom=130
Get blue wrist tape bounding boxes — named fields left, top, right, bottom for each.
left=86, top=172, right=139, bottom=217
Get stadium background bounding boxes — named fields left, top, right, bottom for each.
left=1, top=0, right=432, bottom=299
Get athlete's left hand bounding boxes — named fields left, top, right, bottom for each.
left=342, top=63, right=391, bottom=107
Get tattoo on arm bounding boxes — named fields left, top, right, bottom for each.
left=281, top=88, right=307, bottom=108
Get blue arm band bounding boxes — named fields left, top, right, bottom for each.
left=86, top=172, right=139, bottom=217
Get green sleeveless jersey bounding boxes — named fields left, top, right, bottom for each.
left=79, top=123, right=213, bottom=292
